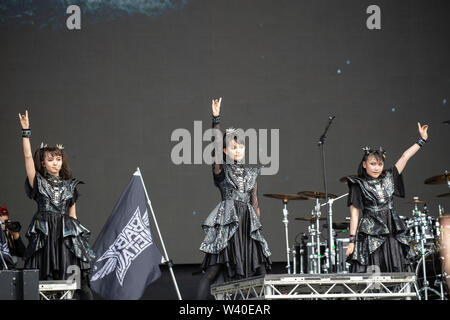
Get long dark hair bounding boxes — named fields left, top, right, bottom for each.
left=357, top=147, right=386, bottom=179
left=33, top=146, right=72, bottom=180
left=222, top=129, right=245, bottom=163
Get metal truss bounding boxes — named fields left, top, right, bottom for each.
left=211, top=273, right=419, bottom=300
left=39, top=280, right=78, bottom=300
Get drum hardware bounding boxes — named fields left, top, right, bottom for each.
left=404, top=196, right=446, bottom=300
left=298, top=245, right=305, bottom=274
left=415, top=249, right=447, bottom=300
left=290, top=245, right=296, bottom=274
left=438, top=204, right=446, bottom=216
left=263, top=193, right=308, bottom=274
left=323, top=247, right=330, bottom=273
left=319, top=193, right=349, bottom=273
left=294, top=233, right=308, bottom=274
left=297, top=191, right=327, bottom=274
left=295, top=191, right=348, bottom=274
left=307, top=215, right=322, bottom=274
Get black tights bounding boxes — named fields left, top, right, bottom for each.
left=196, top=264, right=266, bottom=300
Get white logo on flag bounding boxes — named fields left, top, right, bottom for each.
left=1, top=242, right=11, bottom=257
left=91, top=206, right=153, bottom=286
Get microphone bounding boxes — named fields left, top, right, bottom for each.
left=317, top=116, right=336, bottom=145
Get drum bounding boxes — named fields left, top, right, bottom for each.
left=439, top=215, right=450, bottom=294
left=415, top=247, right=447, bottom=299
left=405, top=215, right=440, bottom=248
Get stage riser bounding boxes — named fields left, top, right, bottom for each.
left=212, top=273, right=419, bottom=300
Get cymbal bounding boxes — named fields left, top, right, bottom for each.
left=407, top=199, right=426, bottom=204
left=297, top=191, right=337, bottom=200
left=263, top=194, right=309, bottom=202
left=295, top=216, right=326, bottom=222
left=424, top=173, right=449, bottom=185
left=437, top=192, right=450, bottom=198
left=323, top=221, right=350, bottom=230
left=339, top=175, right=357, bottom=184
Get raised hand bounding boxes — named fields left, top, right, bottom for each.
left=212, top=97, right=222, bottom=117
left=18, top=110, right=30, bottom=129
left=418, top=122, right=429, bottom=140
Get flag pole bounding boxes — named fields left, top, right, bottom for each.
left=136, top=167, right=182, bottom=300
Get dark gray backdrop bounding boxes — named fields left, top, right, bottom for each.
left=1, top=0, right=449, bottom=264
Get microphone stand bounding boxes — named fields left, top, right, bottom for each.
left=317, top=116, right=335, bottom=272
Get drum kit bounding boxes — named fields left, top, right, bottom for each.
left=264, top=170, right=450, bottom=300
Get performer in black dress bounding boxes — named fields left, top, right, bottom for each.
left=345, top=122, right=429, bottom=273
left=196, top=98, right=271, bottom=300
left=18, top=110, right=96, bottom=299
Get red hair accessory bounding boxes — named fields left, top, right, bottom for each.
left=0, top=206, right=9, bottom=216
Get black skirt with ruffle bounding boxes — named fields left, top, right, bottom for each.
left=201, top=201, right=271, bottom=281
left=24, top=211, right=95, bottom=280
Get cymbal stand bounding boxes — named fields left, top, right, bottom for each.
left=411, top=197, right=433, bottom=300
left=282, top=200, right=291, bottom=274
left=313, top=199, right=322, bottom=274
left=307, top=223, right=317, bottom=274
left=320, top=192, right=349, bottom=272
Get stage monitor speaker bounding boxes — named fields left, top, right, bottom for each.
left=0, top=270, right=20, bottom=300
left=20, top=269, right=39, bottom=300
left=0, top=269, right=39, bottom=300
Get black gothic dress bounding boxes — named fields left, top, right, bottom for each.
left=200, top=163, right=272, bottom=280
left=199, top=120, right=271, bottom=281
left=346, top=167, right=413, bottom=273
left=24, top=172, right=96, bottom=280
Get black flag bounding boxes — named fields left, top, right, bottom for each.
left=90, top=171, right=162, bottom=299
left=0, top=226, right=14, bottom=270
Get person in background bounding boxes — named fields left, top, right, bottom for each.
left=0, top=205, right=26, bottom=268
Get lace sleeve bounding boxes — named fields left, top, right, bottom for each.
left=212, top=119, right=223, bottom=176
left=251, top=182, right=261, bottom=217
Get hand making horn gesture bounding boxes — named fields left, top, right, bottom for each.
left=212, top=97, right=222, bottom=117
left=18, top=110, right=30, bottom=129
left=417, top=122, right=429, bottom=141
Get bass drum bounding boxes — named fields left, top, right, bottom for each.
left=439, top=214, right=450, bottom=297
left=415, top=248, right=448, bottom=300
